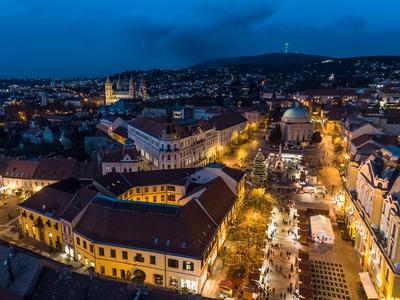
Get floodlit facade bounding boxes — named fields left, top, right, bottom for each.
left=345, top=146, right=400, bottom=299
left=279, top=106, right=314, bottom=145
left=18, top=165, right=245, bottom=294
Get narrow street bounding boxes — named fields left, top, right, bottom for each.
left=262, top=204, right=301, bottom=300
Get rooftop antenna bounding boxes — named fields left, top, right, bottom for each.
left=284, top=42, right=289, bottom=54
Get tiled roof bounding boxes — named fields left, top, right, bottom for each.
left=112, top=126, right=128, bottom=138
left=20, top=187, right=74, bottom=219
left=74, top=196, right=218, bottom=258
left=4, top=160, right=40, bottom=179
left=33, top=158, right=77, bottom=181
left=221, top=166, right=246, bottom=182
left=19, top=179, right=95, bottom=222
left=196, top=177, right=236, bottom=224
left=94, top=168, right=197, bottom=196
left=210, top=112, right=247, bottom=130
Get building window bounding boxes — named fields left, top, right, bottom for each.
left=150, top=255, right=156, bottom=265
left=161, top=195, right=165, bottom=201
left=168, top=259, right=179, bottom=268
left=153, top=196, right=157, bottom=202
left=100, top=266, right=105, bottom=274
left=170, top=276, right=178, bottom=287
left=152, top=186, right=157, bottom=192
left=122, top=251, right=128, bottom=260
left=99, top=247, right=104, bottom=256
left=76, top=237, right=80, bottom=246
left=83, top=240, right=87, bottom=249
left=89, top=244, right=94, bottom=253
left=112, top=268, right=117, bottom=276
left=183, top=261, right=194, bottom=271
left=154, top=274, right=163, bottom=285
left=136, top=187, right=140, bottom=193
left=121, top=269, right=126, bottom=279
left=167, top=185, right=175, bottom=191
left=167, top=194, right=176, bottom=201
left=134, top=253, right=144, bottom=263
left=54, top=223, right=58, bottom=230
left=161, top=186, right=165, bottom=191
left=144, top=187, right=148, bottom=193
left=110, top=249, right=116, bottom=258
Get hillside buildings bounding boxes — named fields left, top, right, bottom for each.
left=18, top=164, right=245, bottom=294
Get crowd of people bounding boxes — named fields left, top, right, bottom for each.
left=258, top=200, right=300, bottom=300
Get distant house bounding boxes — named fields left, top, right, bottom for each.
left=21, top=128, right=43, bottom=144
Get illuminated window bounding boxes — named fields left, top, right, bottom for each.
left=154, top=274, right=163, bottom=285
left=183, top=261, right=194, bottom=271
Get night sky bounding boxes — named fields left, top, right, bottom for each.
left=1, top=0, right=399, bottom=78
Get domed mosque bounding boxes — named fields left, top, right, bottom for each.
left=280, top=104, right=314, bottom=146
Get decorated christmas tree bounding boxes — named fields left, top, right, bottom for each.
left=252, top=149, right=267, bottom=187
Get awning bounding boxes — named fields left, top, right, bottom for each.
left=310, top=215, right=334, bottom=238
left=359, top=272, right=379, bottom=299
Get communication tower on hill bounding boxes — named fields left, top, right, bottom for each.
left=284, top=42, right=289, bottom=54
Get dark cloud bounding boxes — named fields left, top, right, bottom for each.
left=0, top=0, right=399, bottom=77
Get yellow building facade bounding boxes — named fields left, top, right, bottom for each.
left=18, top=165, right=245, bottom=294
left=345, top=147, right=400, bottom=299
left=20, top=208, right=62, bottom=251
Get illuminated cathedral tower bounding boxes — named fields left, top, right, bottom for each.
left=139, top=76, right=148, bottom=100
left=105, top=77, right=113, bottom=105
left=105, top=75, right=137, bottom=105
left=129, top=75, right=135, bottom=98
left=116, top=75, right=123, bottom=90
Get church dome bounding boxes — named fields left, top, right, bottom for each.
left=281, top=106, right=309, bottom=123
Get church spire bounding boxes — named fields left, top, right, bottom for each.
left=140, top=75, right=148, bottom=100
left=116, top=74, right=123, bottom=91
left=129, top=74, right=135, bottom=98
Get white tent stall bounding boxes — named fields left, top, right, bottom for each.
left=310, top=215, right=334, bottom=244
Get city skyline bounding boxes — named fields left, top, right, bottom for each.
left=1, top=0, right=400, bottom=78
